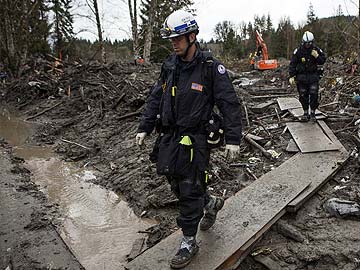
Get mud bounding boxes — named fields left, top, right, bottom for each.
left=0, top=139, right=84, bottom=270
left=1, top=57, right=360, bottom=269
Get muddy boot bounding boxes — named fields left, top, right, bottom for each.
left=299, top=110, right=309, bottom=122
left=200, top=196, right=224, bottom=231
left=310, top=111, right=316, bottom=122
left=170, top=235, right=199, bottom=269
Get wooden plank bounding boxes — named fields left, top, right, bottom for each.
left=277, top=97, right=302, bottom=111
left=127, top=237, right=146, bottom=261
left=287, top=149, right=349, bottom=212
left=288, top=107, right=326, bottom=119
left=286, top=122, right=340, bottom=153
left=287, top=121, right=349, bottom=212
left=286, top=139, right=299, bottom=153
left=250, top=100, right=276, bottom=113
left=126, top=155, right=313, bottom=270
left=317, top=120, right=344, bottom=149
left=218, top=208, right=286, bottom=270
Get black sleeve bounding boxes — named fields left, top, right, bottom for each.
left=212, top=61, right=242, bottom=145
left=289, top=49, right=299, bottom=77
left=315, top=47, right=326, bottom=65
left=137, top=66, right=165, bottom=134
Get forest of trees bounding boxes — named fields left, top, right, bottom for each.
left=212, top=3, right=359, bottom=61
left=0, top=0, right=359, bottom=75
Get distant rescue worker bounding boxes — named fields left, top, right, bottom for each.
left=289, top=31, right=326, bottom=121
left=135, top=9, right=242, bottom=269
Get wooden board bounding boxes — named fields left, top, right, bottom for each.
left=287, top=121, right=349, bottom=212
left=286, top=122, right=340, bottom=153
left=277, top=97, right=302, bottom=111
left=126, top=155, right=313, bottom=270
left=288, top=107, right=326, bottom=119
left=317, top=120, right=344, bottom=149
left=286, top=139, right=300, bottom=153
left=250, top=100, right=276, bottom=113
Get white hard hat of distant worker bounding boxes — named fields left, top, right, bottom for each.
left=302, top=31, right=314, bottom=44
left=160, top=10, right=199, bottom=39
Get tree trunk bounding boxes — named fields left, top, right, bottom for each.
left=93, top=0, right=106, bottom=64
left=128, top=0, right=140, bottom=60
left=143, top=0, right=156, bottom=63
left=3, top=0, right=16, bottom=71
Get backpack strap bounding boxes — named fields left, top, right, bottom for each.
left=201, top=51, right=214, bottom=104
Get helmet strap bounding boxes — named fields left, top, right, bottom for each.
left=182, top=33, right=196, bottom=60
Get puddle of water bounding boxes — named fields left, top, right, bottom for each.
left=0, top=110, right=154, bottom=269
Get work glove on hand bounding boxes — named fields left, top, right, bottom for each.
left=289, top=77, right=296, bottom=86
left=225, top=144, right=240, bottom=162
left=135, top=132, right=147, bottom=146
left=311, top=49, right=319, bottom=58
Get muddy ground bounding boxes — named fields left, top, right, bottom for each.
left=0, top=139, right=84, bottom=270
left=1, top=55, right=360, bottom=269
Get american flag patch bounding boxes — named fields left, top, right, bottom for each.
left=191, top=82, right=203, bottom=92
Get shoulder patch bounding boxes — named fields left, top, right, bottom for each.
left=293, top=48, right=298, bottom=55
left=217, top=64, right=226, bottom=74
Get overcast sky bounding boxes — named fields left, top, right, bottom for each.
left=74, top=0, right=359, bottom=42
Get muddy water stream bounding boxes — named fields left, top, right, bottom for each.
left=0, top=109, right=153, bottom=270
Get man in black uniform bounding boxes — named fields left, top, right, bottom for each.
left=135, top=9, right=242, bottom=269
left=289, top=31, right=326, bottom=121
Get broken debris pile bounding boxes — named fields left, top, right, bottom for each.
left=1, top=55, right=360, bottom=269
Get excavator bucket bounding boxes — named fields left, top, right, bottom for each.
left=255, top=59, right=278, bottom=70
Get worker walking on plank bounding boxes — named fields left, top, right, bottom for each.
left=289, top=31, right=326, bottom=122
left=135, top=9, right=242, bottom=269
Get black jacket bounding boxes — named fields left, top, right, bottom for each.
left=289, top=44, right=326, bottom=83
left=138, top=49, right=242, bottom=145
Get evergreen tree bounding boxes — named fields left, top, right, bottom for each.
left=0, top=0, right=51, bottom=74
left=272, top=17, right=295, bottom=59
left=306, top=3, right=318, bottom=25
left=139, top=0, right=194, bottom=62
left=305, top=3, right=323, bottom=48
left=50, top=0, right=74, bottom=58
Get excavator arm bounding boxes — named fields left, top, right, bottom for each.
left=251, top=30, right=278, bottom=70
left=255, top=30, right=269, bottom=60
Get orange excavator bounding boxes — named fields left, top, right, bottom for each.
left=250, top=30, right=278, bottom=70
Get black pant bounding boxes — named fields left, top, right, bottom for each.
left=167, top=172, right=210, bottom=236
left=297, top=81, right=319, bottom=111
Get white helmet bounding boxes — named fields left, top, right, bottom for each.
left=160, top=10, right=199, bottom=39
left=302, top=31, right=314, bottom=44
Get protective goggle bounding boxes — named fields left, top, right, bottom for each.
left=160, top=27, right=173, bottom=38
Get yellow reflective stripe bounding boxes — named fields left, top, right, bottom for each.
left=205, top=171, right=209, bottom=183
left=179, top=136, right=193, bottom=162
left=171, top=86, right=177, bottom=96
left=179, top=135, right=192, bottom=146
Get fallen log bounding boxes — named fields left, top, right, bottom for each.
left=60, top=138, right=91, bottom=150
left=244, top=134, right=273, bottom=160
left=251, top=94, right=297, bottom=100
left=25, top=101, right=63, bottom=120
left=111, top=93, right=126, bottom=110
left=118, top=108, right=142, bottom=120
